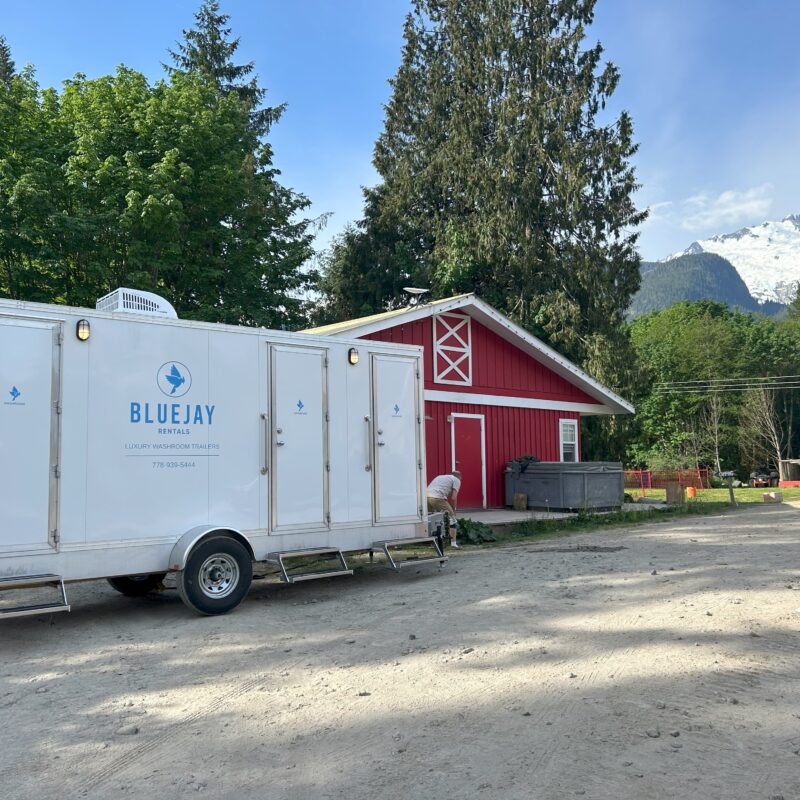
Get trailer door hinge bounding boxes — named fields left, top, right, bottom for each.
left=325, top=462, right=330, bottom=472
left=51, top=529, right=60, bottom=545
left=325, top=512, right=331, bottom=524
left=55, top=402, right=62, bottom=415
left=53, top=465, right=61, bottom=479
left=57, top=332, right=64, bottom=345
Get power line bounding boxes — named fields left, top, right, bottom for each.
left=654, top=375, right=800, bottom=394
left=657, top=382, right=800, bottom=390
left=655, top=384, right=800, bottom=395
left=655, top=375, right=800, bottom=387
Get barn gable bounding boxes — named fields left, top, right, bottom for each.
left=307, top=294, right=632, bottom=416
left=361, top=315, right=599, bottom=405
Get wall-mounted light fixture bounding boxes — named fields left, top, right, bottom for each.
left=348, top=347, right=359, bottom=365
left=76, top=319, right=91, bottom=341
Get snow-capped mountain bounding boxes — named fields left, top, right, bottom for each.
left=666, top=214, right=800, bottom=304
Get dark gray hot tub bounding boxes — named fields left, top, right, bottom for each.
left=505, top=461, right=624, bottom=511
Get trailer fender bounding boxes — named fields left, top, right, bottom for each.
left=168, top=526, right=255, bottom=572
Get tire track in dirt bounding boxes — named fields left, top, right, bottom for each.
left=75, top=669, right=277, bottom=793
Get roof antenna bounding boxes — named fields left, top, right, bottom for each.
left=403, top=287, right=429, bottom=307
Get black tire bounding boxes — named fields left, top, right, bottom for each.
left=107, top=573, right=167, bottom=597
left=177, top=536, right=253, bottom=616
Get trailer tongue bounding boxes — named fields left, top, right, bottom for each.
left=0, top=290, right=445, bottom=619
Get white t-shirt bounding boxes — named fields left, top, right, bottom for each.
left=427, top=474, right=461, bottom=499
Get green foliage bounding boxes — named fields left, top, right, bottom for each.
left=317, top=0, right=646, bottom=398
left=0, top=3, right=315, bottom=329
left=629, top=252, right=785, bottom=319
left=626, top=301, right=800, bottom=474
left=456, top=517, right=497, bottom=544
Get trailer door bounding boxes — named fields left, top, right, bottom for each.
left=372, top=354, right=422, bottom=522
left=0, top=317, right=61, bottom=551
left=270, top=345, right=328, bottom=531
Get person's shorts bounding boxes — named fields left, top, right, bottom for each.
left=427, top=497, right=455, bottom=517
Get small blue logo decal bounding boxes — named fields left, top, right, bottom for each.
left=297, top=400, right=304, bottom=412
left=393, top=403, right=400, bottom=415
left=157, top=362, right=192, bottom=398
left=9, top=386, right=20, bottom=402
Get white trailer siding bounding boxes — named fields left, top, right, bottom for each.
left=0, top=299, right=427, bottom=585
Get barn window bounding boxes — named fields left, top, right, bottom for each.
left=433, top=312, right=472, bottom=385
left=559, top=419, right=578, bottom=462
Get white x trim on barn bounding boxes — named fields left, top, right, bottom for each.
left=434, top=311, right=472, bottom=385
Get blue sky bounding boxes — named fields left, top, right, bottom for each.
left=2, top=0, right=798, bottom=261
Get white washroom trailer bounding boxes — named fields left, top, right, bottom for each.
left=0, top=290, right=445, bottom=618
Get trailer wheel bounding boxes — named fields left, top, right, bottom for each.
left=177, top=536, right=253, bottom=616
left=107, top=573, right=167, bottom=597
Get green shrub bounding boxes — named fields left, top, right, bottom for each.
left=457, top=517, right=497, bottom=544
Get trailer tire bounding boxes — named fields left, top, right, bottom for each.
left=177, top=536, right=253, bottom=616
left=107, top=573, right=167, bottom=597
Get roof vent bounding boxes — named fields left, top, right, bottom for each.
left=96, top=288, right=178, bottom=319
left=403, top=287, right=429, bottom=307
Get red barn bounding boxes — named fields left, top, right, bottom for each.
left=307, top=294, right=633, bottom=509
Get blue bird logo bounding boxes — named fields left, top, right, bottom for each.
left=165, top=364, right=185, bottom=395
left=297, top=399, right=304, bottom=412
left=393, top=404, right=400, bottom=415
left=9, top=386, right=20, bottom=402
left=157, top=361, right=192, bottom=397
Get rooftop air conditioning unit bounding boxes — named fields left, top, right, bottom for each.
left=95, top=288, right=178, bottom=319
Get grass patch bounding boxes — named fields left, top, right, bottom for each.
left=627, top=487, right=800, bottom=504
left=460, top=502, right=732, bottom=549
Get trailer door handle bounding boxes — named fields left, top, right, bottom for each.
left=377, top=440, right=386, bottom=447
left=260, top=413, right=269, bottom=474
left=276, top=440, right=285, bottom=447
left=364, top=416, right=372, bottom=471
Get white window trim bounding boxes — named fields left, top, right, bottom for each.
left=449, top=412, right=487, bottom=509
left=559, top=419, right=579, bottom=463
left=433, top=312, right=472, bottom=386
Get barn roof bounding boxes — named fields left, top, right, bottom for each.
left=305, top=294, right=634, bottom=415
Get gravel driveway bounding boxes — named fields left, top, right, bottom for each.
left=1, top=504, right=799, bottom=800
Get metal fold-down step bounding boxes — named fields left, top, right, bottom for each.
left=265, top=548, right=353, bottom=584
left=372, top=536, right=448, bottom=571
left=0, top=574, right=70, bottom=619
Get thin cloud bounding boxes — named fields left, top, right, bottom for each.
left=680, top=184, right=773, bottom=231
left=646, top=200, right=674, bottom=220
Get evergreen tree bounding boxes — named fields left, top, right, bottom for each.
left=0, top=35, right=14, bottom=89
left=167, top=0, right=281, bottom=134
left=322, top=0, right=646, bottom=392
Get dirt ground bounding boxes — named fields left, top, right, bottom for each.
left=2, top=504, right=800, bottom=800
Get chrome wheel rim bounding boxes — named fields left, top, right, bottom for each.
left=198, top=554, right=239, bottom=599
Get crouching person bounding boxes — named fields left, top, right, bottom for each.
left=426, top=471, right=461, bottom=548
